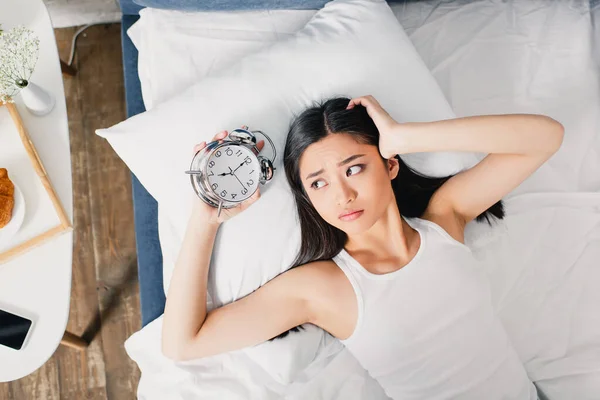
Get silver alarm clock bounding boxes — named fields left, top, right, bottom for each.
left=185, top=126, right=276, bottom=216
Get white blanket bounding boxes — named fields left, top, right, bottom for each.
left=125, top=192, right=600, bottom=399
left=124, top=1, right=600, bottom=398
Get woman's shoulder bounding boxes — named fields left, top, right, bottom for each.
left=293, top=259, right=344, bottom=281
left=292, top=259, right=357, bottom=338
left=268, top=260, right=349, bottom=318
left=289, top=260, right=352, bottom=305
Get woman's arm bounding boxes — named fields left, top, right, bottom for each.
left=162, top=130, right=324, bottom=361
left=393, top=113, right=564, bottom=156
left=162, top=130, right=340, bottom=361
left=161, top=203, right=326, bottom=361
left=161, top=204, right=219, bottom=359
left=395, top=114, right=564, bottom=224
left=345, top=95, right=563, bottom=157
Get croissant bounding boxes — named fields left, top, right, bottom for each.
left=0, top=168, right=15, bottom=229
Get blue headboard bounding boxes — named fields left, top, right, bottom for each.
left=120, top=0, right=407, bottom=15
left=120, top=0, right=144, bottom=15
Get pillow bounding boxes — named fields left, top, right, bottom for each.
left=128, top=7, right=317, bottom=110
left=97, top=0, right=478, bottom=384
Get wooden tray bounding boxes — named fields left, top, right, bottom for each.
left=0, top=102, right=72, bottom=264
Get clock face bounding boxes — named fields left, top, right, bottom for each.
left=206, top=144, right=261, bottom=202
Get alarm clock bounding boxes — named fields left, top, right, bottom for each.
left=185, top=126, right=277, bottom=217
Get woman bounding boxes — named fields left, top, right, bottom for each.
left=162, top=95, right=564, bottom=399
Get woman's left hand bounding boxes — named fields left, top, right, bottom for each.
left=346, top=95, right=400, bottom=159
left=191, top=129, right=265, bottom=226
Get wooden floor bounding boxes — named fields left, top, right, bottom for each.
left=0, top=24, right=142, bottom=399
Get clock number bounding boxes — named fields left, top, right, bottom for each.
left=220, top=190, right=227, bottom=197
left=208, top=170, right=214, bottom=177
left=226, top=148, right=233, bottom=156
left=209, top=161, right=215, bottom=168
left=231, top=193, right=237, bottom=199
left=244, top=156, right=252, bottom=165
left=236, top=150, right=243, bottom=157
left=215, top=150, right=222, bottom=158
left=241, top=188, right=248, bottom=196
left=247, top=179, right=254, bottom=186
left=212, top=183, right=218, bottom=190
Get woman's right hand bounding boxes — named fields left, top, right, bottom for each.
left=191, top=130, right=265, bottom=226
left=346, top=95, right=401, bottom=159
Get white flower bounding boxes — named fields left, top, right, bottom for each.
left=0, top=25, right=40, bottom=104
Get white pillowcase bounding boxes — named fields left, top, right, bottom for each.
left=128, top=7, right=317, bottom=110
left=98, top=0, right=478, bottom=385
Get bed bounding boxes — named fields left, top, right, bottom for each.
left=114, top=0, right=600, bottom=398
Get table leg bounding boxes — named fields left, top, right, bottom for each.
left=60, top=330, right=88, bottom=351
left=60, top=60, right=77, bottom=76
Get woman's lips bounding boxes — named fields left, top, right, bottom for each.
left=339, top=210, right=364, bottom=221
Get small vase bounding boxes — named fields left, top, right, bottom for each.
left=18, top=80, right=55, bottom=116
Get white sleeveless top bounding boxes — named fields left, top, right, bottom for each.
left=332, top=216, right=538, bottom=400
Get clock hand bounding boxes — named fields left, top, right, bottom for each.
left=232, top=171, right=246, bottom=191
left=233, top=161, right=245, bottom=174
left=218, top=167, right=233, bottom=177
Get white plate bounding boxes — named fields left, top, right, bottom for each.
left=0, top=182, right=26, bottom=246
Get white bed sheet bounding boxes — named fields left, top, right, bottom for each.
left=124, top=1, right=600, bottom=399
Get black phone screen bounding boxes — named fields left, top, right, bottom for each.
left=0, top=309, right=33, bottom=350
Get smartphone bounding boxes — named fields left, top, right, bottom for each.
left=0, top=308, right=33, bottom=350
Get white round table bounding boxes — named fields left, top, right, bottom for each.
left=0, top=0, right=74, bottom=382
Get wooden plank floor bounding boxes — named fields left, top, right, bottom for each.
left=0, top=24, right=141, bottom=400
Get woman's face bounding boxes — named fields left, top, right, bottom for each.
left=299, top=133, right=399, bottom=235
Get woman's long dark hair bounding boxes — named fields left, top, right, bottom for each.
left=270, top=96, right=504, bottom=340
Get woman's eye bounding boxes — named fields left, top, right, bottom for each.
left=311, top=180, right=325, bottom=189
left=347, top=164, right=364, bottom=176
left=310, top=165, right=364, bottom=190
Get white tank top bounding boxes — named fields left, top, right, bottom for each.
left=332, top=216, right=538, bottom=400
